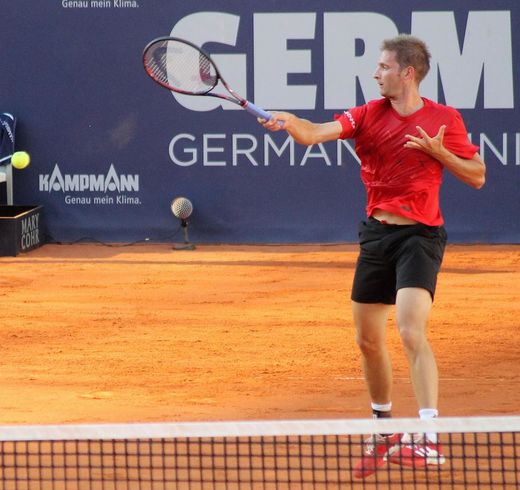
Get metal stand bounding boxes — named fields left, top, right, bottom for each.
left=173, top=220, right=196, bottom=250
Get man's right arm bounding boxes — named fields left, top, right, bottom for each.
left=260, top=112, right=343, bottom=146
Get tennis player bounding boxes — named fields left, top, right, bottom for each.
left=260, top=34, right=485, bottom=477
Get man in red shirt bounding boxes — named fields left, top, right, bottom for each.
left=261, top=34, right=485, bottom=477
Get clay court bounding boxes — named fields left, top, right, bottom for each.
left=1, top=243, right=518, bottom=425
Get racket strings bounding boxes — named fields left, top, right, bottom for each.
left=144, top=40, right=218, bottom=94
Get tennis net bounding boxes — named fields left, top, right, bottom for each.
left=0, top=416, right=518, bottom=489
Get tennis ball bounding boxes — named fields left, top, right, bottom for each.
left=11, top=151, right=31, bottom=170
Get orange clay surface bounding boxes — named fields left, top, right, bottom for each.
left=0, top=243, right=519, bottom=425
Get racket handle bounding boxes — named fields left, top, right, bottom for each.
left=242, top=101, right=272, bottom=121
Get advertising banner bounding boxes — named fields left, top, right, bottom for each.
left=1, top=1, right=518, bottom=243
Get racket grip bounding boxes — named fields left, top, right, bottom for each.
left=243, top=101, right=272, bottom=121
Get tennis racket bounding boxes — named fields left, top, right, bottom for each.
left=142, top=37, right=272, bottom=121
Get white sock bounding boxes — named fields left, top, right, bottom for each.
left=372, top=403, right=392, bottom=436
left=419, top=408, right=438, bottom=443
left=371, top=402, right=392, bottom=413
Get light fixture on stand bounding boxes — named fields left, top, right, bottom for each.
left=171, top=197, right=195, bottom=250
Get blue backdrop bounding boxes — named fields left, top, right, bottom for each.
left=1, top=0, right=518, bottom=243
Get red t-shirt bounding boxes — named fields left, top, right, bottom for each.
left=335, top=97, right=479, bottom=225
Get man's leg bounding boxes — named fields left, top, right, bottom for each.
left=352, top=301, right=402, bottom=479
left=390, top=287, right=445, bottom=467
left=395, top=287, right=438, bottom=409
left=352, top=301, right=393, bottom=406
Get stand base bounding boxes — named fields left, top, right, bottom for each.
left=0, top=205, right=45, bottom=256
left=173, top=242, right=196, bottom=251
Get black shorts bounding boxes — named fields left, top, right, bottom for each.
left=351, top=217, right=447, bottom=304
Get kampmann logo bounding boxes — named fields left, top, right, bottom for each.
left=39, top=164, right=139, bottom=193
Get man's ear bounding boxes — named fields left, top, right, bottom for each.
left=402, top=66, right=416, bottom=81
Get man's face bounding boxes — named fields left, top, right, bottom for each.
left=373, top=50, right=406, bottom=98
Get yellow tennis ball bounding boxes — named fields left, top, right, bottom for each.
left=11, top=151, right=31, bottom=170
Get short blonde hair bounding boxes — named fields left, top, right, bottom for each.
left=381, top=34, right=431, bottom=83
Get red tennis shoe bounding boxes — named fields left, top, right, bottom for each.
left=353, top=433, right=402, bottom=479
left=389, top=433, right=446, bottom=467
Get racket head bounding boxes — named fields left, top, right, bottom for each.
left=143, top=37, right=220, bottom=95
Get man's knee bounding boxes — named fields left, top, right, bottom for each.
left=398, top=324, right=428, bottom=355
left=356, top=332, right=387, bottom=357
